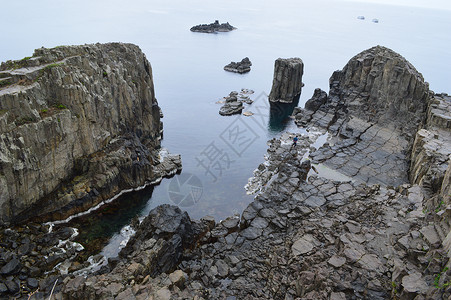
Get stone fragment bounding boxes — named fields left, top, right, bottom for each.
left=169, top=270, right=187, bottom=288
left=269, top=57, right=304, bottom=103
left=401, top=272, right=428, bottom=293
left=292, top=235, right=315, bottom=255
left=216, top=260, right=229, bottom=277
left=155, top=287, right=172, bottom=300
left=358, top=254, right=383, bottom=271
left=420, top=225, right=440, bottom=246
left=345, top=221, right=361, bottom=234
left=224, top=57, right=252, bottom=74
left=328, top=255, right=346, bottom=268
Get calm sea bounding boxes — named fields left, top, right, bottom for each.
left=2, top=0, right=450, bottom=255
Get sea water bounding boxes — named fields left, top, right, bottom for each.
left=2, top=0, right=450, bottom=257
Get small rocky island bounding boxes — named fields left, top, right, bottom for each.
left=218, top=89, right=254, bottom=116
left=223, top=57, right=252, bottom=74
left=190, top=20, right=236, bottom=33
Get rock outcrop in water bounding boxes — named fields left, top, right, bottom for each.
left=223, top=57, right=252, bottom=74
left=190, top=20, right=236, bottom=33
left=218, top=90, right=254, bottom=116
left=0, top=43, right=181, bottom=225
left=269, top=57, right=304, bottom=103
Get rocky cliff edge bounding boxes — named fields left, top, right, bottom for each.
left=0, top=43, right=181, bottom=225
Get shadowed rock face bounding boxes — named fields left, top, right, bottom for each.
left=269, top=57, right=304, bottom=104
left=0, top=43, right=181, bottom=225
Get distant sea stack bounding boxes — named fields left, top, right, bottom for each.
left=190, top=20, right=236, bottom=33
left=0, top=43, right=181, bottom=225
left=269, top=57, right=304, bottom=103
left=224, top=57, right=252, bottom=74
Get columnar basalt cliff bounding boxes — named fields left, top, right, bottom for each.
left=3, top=45, right=449, bottom=300
left=0, top=43, right=181, bottom=225
left=294, top=46, right=430, bottom=186
left=269, top=57, right=304, bottom=103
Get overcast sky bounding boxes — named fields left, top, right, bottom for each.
left=345, top=0, right=451, bottom=11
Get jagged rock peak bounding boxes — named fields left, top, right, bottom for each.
left=330, top=45, right=430, bottom=129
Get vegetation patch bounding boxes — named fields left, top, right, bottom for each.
left=16, top=116, right=35, bottom=126
left=34, top=62, right=64, bottom=82
left=0, top=79, right=12, bottom=87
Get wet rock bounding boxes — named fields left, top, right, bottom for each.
left=0, top=258, right=21, bottom=275
left=5, top=279, right=19, bottom=294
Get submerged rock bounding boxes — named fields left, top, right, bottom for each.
left=190, top=20, right=236, bottom=33
left=224, top=57, right=252, bottom=74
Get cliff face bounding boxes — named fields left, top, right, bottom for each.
left=0, top=43, right=180, bottom=225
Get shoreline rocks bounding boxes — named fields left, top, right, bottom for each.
left=190, top=20, right=236, bottom=33
left=224, top=57, right=252, bottom=74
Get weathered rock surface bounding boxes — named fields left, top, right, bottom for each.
left=0, top=43, right=182, bottom=225
left=224, top=57, right=252, bottom=74
left=190, top=20, right=236, bottom=33
left=269, top=57, right=304, bottom=103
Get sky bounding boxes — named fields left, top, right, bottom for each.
left=345, top=0, right=451, bottom=11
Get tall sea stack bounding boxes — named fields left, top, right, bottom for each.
left=268, top=57, right=304, bottom=103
